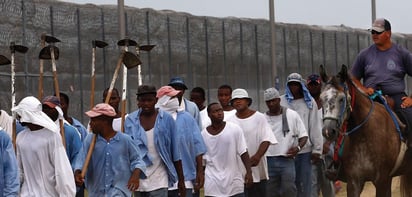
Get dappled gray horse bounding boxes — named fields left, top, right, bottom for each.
left=320, top=64, right=412, bottom=197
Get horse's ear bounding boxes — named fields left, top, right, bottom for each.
left=339, top=64, right=349, bottom=82
left=319, top=64, right=328, bottom=83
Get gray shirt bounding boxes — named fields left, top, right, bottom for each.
left=351, top=43, right=412, bottom=95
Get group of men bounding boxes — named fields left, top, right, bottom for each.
left=187, top=73, right=335, bottom=197
left=2, top=17, right=412, bottom=197
left=0, top=73, right=329, bottom=197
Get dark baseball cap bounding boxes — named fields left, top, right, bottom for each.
left=168, top=77, right=188, bottom=90
left=307, top=74, right=321, bottom=85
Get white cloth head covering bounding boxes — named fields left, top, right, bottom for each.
left=156, top=95, right=179, bottom=120
left=12, top=96, right=59, bottom=132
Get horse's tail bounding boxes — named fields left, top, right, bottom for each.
left=400, top=173, right=412, bottom=197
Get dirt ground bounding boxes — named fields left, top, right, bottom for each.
left=335, top=177, right=400, bottom=197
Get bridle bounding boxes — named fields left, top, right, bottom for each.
left=322, top=79, right=374, bottom=136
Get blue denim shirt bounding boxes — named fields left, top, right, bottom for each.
left=72, top=118, right=88, bottom=141
left=0, top=131, right=19, bottom=197
left=74, top=132, right=145, bottom=197
left=63, top=123, right=82, bottom=167
left=176, top=111, right=207, bottom=182
left=183, top=98, right=202, bottom=129
left=124, top=109, right=181, bottom=187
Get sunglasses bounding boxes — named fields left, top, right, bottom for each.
left=371, top=30, right=384, bottom=35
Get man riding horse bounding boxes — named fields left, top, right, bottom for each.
left=351, top=18, right=412, bottom=148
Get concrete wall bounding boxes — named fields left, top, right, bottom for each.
left=1, top=0, right=412, bottom=124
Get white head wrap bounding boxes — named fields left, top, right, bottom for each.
left=157, top=95, right=179, bottom=120
left=12, top=96, right=59, bottom=132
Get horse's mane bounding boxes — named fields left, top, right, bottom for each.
left=326, top=70, right=369, bottom=97
left=346, top=77, right=369, bottom=97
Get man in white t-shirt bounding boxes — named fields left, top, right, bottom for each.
left=217, top=85, right=236, bottom=120
left=202, top=102, right=253, bottom=197
left=190, top=86, right=211, bottom=130
left=280, top=73, right=323, bottom=197
left=227, top=88, right=278, bottom=197
left=306, top=74, right=335, bottom=197
left=263, top=87, right=308, bottom=197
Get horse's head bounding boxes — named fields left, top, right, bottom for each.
left=320, top=65, right=352, bottom=141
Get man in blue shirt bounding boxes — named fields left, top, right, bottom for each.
left=124, top=85, right=186, bottom=197
left=59, top=92, right=89, bottom=141
left=351, top=18, right=412, bottom=148
left=168, top=77, right=202, bottom=129
left=74, top=103, right=145, bottom=197
left=0, top=131, right=19, bottom=196
left=42, top=95, right=82, bottom=166
left=156, top=86, right=207, bottom=197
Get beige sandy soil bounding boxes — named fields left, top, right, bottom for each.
left=335, top=177, right=400, bottom=197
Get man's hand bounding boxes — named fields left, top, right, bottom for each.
left=244, top=171, right=253, bottom=188
left=286, top=146, right=299, bottom=158
left=311, top=153, right=322, bottom=164
left=178, top=180, right=186, bottom=197
left=194, top=171, right=204, bottom=192
left=401, top=96, right=412, bottom=108
left=127, top=169, right=140, bottom=191
left=364, top=87, right=375, bottom=95
left=322, top=141, right=331, bottom=155
left=74, top=170, right=84, bottom=187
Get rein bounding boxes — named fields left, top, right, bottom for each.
left=343, top=81, right=375, bottom=135
left=329, top=80, right=375, bottom=162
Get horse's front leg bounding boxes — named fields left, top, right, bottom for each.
left=346, top=179, right=364, bottom=197
left=374, top=178, right=392, bottom=197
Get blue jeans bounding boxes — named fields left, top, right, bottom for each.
left=168, top=189, right=193, bottom=197
left=266, top=156, right=297, bottom=197
left=206, top=193, right=245, bottom=197
left=245, top=180, right=267, bottom=197
left=134, top=188, right=168, bottom=197
left=192, top=190, right=199, bottom=197
left=295, top=152, right=312, bottom=197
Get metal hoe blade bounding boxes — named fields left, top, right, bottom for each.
left=0, top=55, right=10, bottom=65
left=117, top=38, right=137, bottom=47
left=10, top=42, right=28, bottom=54
left=123, top=51, right=141, bottom=69
left=139, top=45, right=156, bottom=51
left=39, top=45, right=60, bottom=60
left=93, top=40, right=108, bottom=48
left=42, top=34, right=61, bottom=43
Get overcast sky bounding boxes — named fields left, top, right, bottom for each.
left=62, top=0, right=412, bottom=34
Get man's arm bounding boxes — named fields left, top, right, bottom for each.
left=286, top=136, right=308, bottom=158
left=250, top=141, right=270, bottom=167
left=127, top=168, right=141, bottom=191
left=194, top=154, right=204, bottom=192
left=240, top=151, right=253, bottom=188
left=2, top=134, right=19, bottom=196
left=351, top=75, right=374, bottom=95
left=173, top=160, right=186, bottom=197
